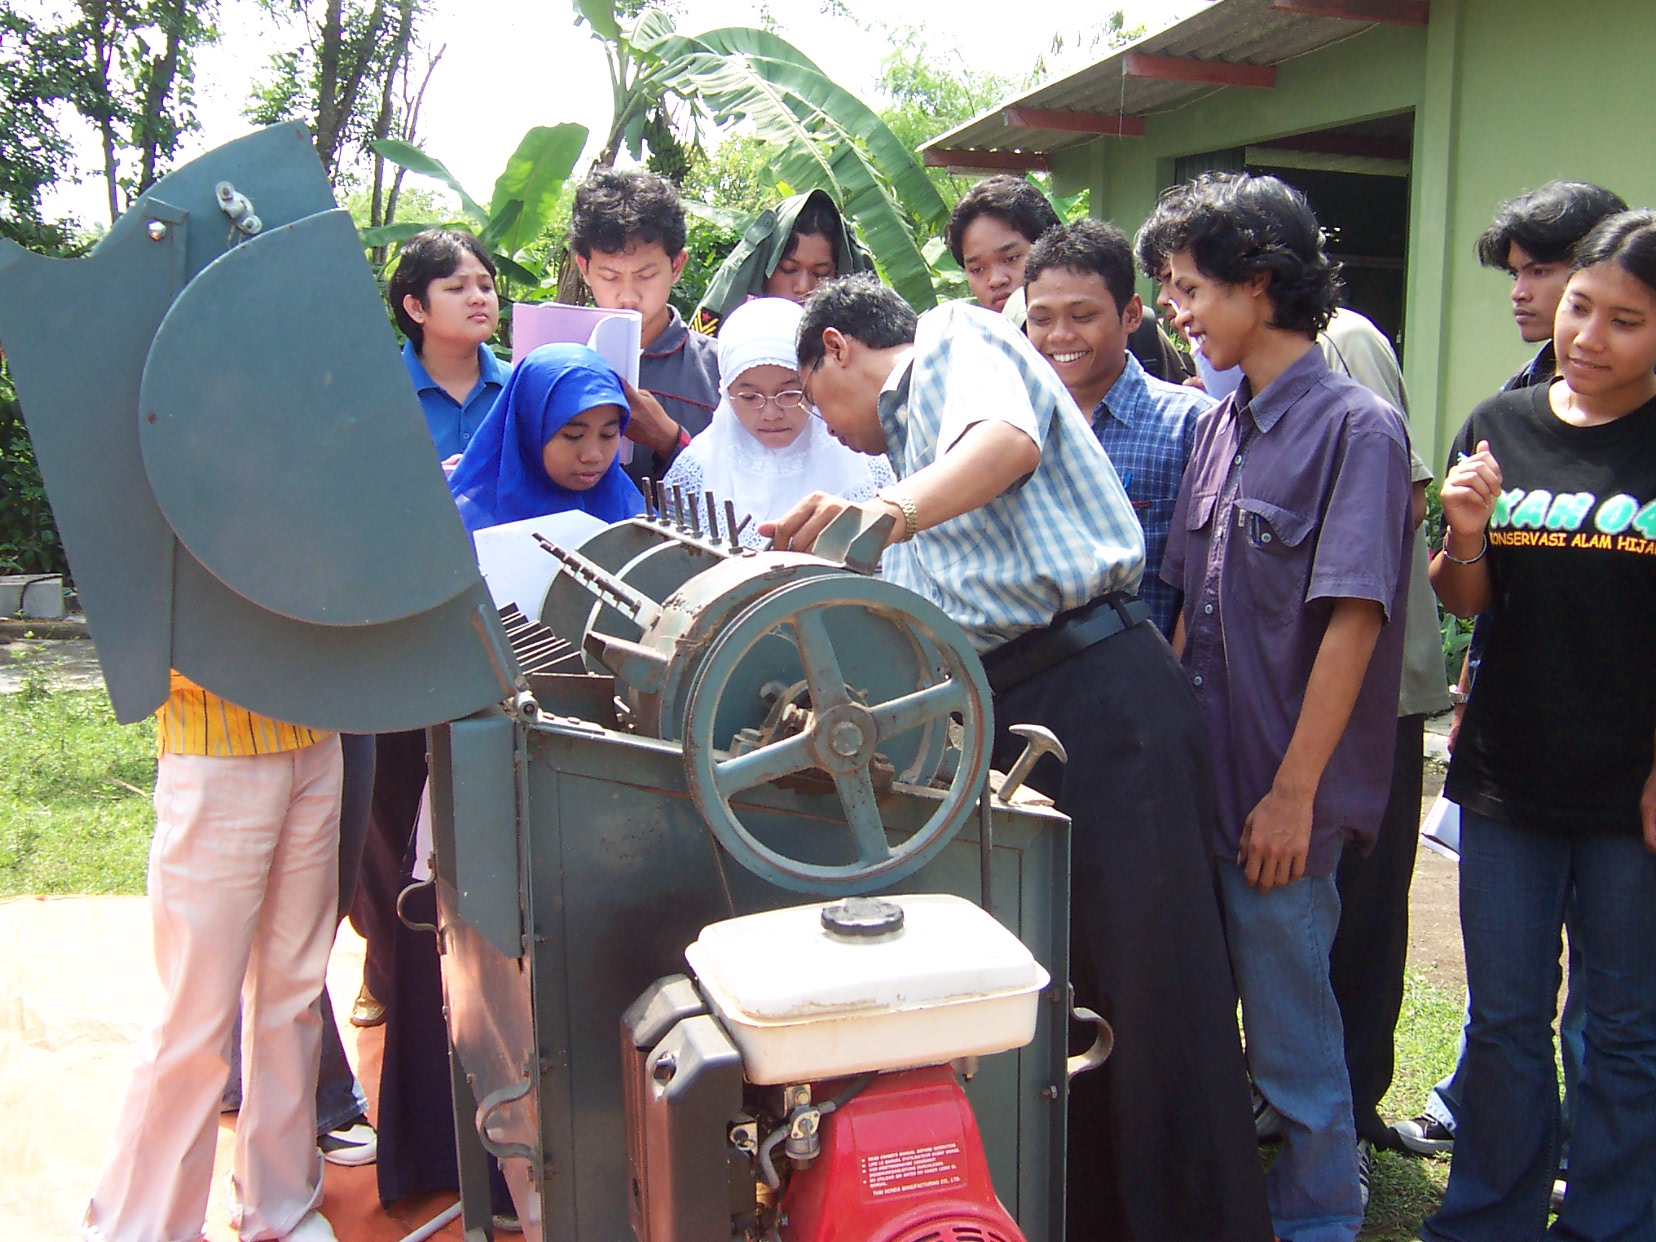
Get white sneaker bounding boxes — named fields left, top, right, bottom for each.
left=285, top=1212, right=337, bottom=1242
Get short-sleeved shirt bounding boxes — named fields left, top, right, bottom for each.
left=1162, top=345, right=1412, bottom=873
left=401, top=340, right=510, bottom=460
left=1091, top=352, right=1212, bottom=637
left=1445, top=384, right=1656, bottom=837
left=878, top=301, right=1145, bottom=653
left=630, top=306, right=720, bottom=485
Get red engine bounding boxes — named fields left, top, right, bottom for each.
left=781, top=1065, right=1026, bottom=1242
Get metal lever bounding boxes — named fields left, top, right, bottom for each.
left=1067, top=984, right=1114, bottom=1079
left=996, top=723, right=1066, bottom=802
left=534, top=535, right=664, bottom=629
left=474, top=1077, right=536, bottom=1163
left=396, top=877, right=437, bottom=934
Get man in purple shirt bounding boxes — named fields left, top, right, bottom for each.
left=1159, top=173, right=1412, bottom=1242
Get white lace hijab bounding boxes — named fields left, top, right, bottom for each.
left=671, top=296, right=891, bottom=543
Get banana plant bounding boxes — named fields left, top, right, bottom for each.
left=573, top=2, right=948, bottom=310
left=361, top=122, right=588, bottom=291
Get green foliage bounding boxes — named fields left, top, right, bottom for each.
left=366, top=123, right=591, bottom=296
left=672, top=216, right=740, bottom=317
left=0, top=686, right=156, bottom=897
left=0, top=363, right=67, bottom=578
left=682, top=135, right=776, bottom=218
left=0, top=10, right=82, bottom=224
left=875, top=25, right=1022, bottom=209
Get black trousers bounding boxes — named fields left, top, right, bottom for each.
left=991, top=621, right=1273, bottom=1242
left=349, top=729, right=428, bottom=1004
left=1331, top=713, right=1426, bottom=1146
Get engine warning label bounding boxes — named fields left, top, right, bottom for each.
left=861, top=1142, right=965, bottom=1198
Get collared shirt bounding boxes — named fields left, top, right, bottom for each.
left=401, top=340, right=510, bottom=459
left=877, top=301, right=1144, bottom=653
left=631, top=305, right=721, bottom=485
left=156, top=671, right=328, bottom=757
left=1503, top=340, right=1556, bottom=392
left=1162, top=346, right=1412, bottom=875
left=1091, top=352, right=1211, bottom=636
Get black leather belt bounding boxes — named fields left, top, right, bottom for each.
left=981, top=591, right=1151, bottom=695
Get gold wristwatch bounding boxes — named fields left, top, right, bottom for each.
left=877, top=488, right=919, bottom=542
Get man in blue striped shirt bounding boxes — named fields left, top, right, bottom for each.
left=1024, top=219, right=1213, bottom=637
left=766, top=276, right=1272, bottom=1242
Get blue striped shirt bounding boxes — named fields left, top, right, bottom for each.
left=1092, top=353, right=1212, bottom=636
left=876, top=302, right=1145, bottom=652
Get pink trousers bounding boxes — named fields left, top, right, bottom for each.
left=82, top=737, right=342, bottom=1242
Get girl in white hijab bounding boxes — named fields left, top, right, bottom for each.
left=664, top=296, right=894, bottom=547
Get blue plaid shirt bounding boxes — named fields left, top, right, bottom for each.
left=877, top=302, right=1145, bottom=652
left=1091, top=354, right=1212, bottom=636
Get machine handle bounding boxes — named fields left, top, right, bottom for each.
left=1066, top=986, right=1114, bottom=1080
left=474, top=1078, right=537, bottom=1164
left=396, top=877, right=438, bottom=934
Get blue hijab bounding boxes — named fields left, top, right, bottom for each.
left=448, top=343, right=644, bottom=532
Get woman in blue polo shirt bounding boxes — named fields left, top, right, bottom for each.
left=389, top=228, right=510, bottom=467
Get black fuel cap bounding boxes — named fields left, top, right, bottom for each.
left=820, top=897, right=905, bottom=939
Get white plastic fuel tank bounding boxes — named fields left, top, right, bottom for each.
left=684, top=893, right=1050, bottom=1085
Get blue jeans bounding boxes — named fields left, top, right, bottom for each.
left=1219, top=861, right=1363, bottom=1242
left=1423, top=910, right=1586, bottom=1173
left=1423, top=811, right=1656, bottom=1242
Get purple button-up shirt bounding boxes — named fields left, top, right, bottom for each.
left=1162, top=345, right=1412, bottom=875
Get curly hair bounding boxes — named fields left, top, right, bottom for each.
left=567, top=168, right=687, bottom=258
left=1152, top=172, right=1341, bottom=337
left=945, top=175, right=1062, bottom=266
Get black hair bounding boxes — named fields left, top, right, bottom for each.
left=1133, top=180, right=1199, bottom=281
left=1476, top=180, right=1628, bottom=271
left=946, top=175, right=1062, bottom=265
left=388, top=228, right=497, bottom=351
left=781, top=190, right=844, bottom=263
left=1023, top=218, right=1137, bottom=314
left=1570, top=209, right=1656, bottom=298
left=796, top=275, right=918, bottom=372
left=1150, top=172, right=1342, bottom=337
left=567, top=168, right=688, bottom=259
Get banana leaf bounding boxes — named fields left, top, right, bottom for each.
left=484, top=123, right=587, bottom=255
left=370, top=138, right=488, bottom=225
left=662, top=52, right=937, bottom=309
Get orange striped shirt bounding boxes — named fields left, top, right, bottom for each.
left=156, top=671, right=328, bottom=756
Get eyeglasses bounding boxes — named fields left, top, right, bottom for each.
left=729, top=389, right=808, bottom=413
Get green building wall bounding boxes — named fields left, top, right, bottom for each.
left=1051, top=0, right=1656, bottom=468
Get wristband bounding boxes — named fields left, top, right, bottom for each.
left=676, top=424, right=692, bottom=450
left=877, top=488, right=920, bottom=542
left=1439, top=533, right=1488, bottom=565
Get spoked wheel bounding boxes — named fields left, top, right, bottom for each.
left=681, top=575, right=992, bottom=895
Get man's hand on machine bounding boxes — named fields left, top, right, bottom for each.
left=761, top=494, right=904, bottom=554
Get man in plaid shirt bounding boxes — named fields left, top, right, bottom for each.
left=766, top=275, right=1272, bottom=1242
left=1023, top=218, right=1212, bottom=637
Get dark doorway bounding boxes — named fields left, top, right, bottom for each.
left=1172, top=111, right=1414, bottom=358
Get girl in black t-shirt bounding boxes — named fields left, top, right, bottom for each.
left=1424, top=212, right=1656, bottom=1241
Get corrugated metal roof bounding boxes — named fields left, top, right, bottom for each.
left=920, top=0, right=1413, bottom=162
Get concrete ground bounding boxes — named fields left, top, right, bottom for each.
left=0, top=897, right=466, bottom=1242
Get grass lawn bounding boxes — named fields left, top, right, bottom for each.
left=0, top=681, right=1465, bottom=1235
left=0, top=682, right=155, bottom=896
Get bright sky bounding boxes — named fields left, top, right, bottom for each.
left=39, top=0, right=1204, bottom=227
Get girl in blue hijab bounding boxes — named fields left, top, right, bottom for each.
left=448, top=343, right=645, bottom=532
